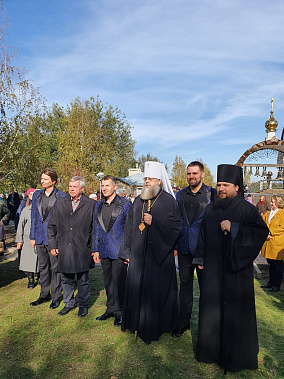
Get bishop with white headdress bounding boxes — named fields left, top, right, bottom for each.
left=119, top=161, right=182, bottom=343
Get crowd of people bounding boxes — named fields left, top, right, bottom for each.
left=2, top=161, right=283, bottom=374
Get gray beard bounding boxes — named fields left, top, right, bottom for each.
left=140, top=184, right=161, bottom=200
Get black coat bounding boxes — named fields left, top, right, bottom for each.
left=47, top=194, right=96, bottom=273
left=119, top=190, right=182, bottom=343
left=193, top=195, right=269, bottom=372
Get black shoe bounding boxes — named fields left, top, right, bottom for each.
left=27, top=281, right=36, bottom=289
left=171, top=324, right=190, bottom=338
left=96, top=312, right=114, bottom=321
left=50, top=300, right=60, bottom=309
left=78, top=307, right=88, bottom=317
left=57, top=306, right=75, bottom=316
left=30, top=296, right=51, bottom=306
left=114, top=316, right=123, bottom=326
left=269, top=286, right=280, bottom=292
left=261, top=283, right=273, bottom=288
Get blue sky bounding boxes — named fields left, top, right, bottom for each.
left=3, top=0, right=284, bottom=179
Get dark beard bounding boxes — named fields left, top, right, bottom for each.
left=140, top=184, right=161, bottom=200
left=213, top=195, right=234, bottom=209
left=189, top=179, right=202, bottom=189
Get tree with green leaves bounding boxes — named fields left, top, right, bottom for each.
left=136, top=153, right=159, bottom=171
left=55, top=97, right=135, bottom=193
left=136, top=153, right=169, bottom=173
left=171, top=156, right=187, bottom=187
left=0, top=10, right=44, bottom=192
left=196, top=158, right=214, bottom=187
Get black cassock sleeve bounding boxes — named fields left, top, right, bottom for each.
left=149, top=196, right=182, bottom=265
left=228, top=207, right=269, bottom=272
left=193, top=202, right=269, bottom=271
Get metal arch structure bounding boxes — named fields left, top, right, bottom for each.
left=236, top=137, right=284, bottom=167
left=235, top=99, right=284, bottom=192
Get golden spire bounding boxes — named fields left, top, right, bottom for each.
left=265, top=98, right=278, bottom=133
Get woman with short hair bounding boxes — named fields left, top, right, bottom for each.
left=261, top=195, right=284, bottom=292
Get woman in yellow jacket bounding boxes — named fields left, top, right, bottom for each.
left=261, top=195, right=284, bottom=292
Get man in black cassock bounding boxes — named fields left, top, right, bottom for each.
left=119, top=161, right=182, bottom=344
left=193, top=164, right=269, bottom=373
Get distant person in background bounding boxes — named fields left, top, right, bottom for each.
left=7, top=191, right=21, bottom=222
left=15, top=188, right=36, bottom=261
left=12, top=192, right=21, bottom=222
left=16, top=189, right=38, bottom=288
left=246, top=194, right=255, bottom=205
left=256, top=195, right=270, bottom=216
left=1, top=195, right=9, bottom=225
left=15, top=189, right=35, bottom=229
left=0, top=198, right=10, bottom=255
left=261, top=195, right=284, bottom=292
left=89, top=193, right=97, bottom=201
left=7, top=192, right=14, bottom=221
left=244, top=185, right=250, bottom=194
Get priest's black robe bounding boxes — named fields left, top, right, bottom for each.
left=118, top=190, right=182, bottom=343
left=193, top=195, right=269, bottom=372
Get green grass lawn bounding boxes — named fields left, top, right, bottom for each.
left=0, top=259, right=283, bottom=379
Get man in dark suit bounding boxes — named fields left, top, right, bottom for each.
left=29, top=168, right=66, bottom=309
left=93, top=175, right=131, bottom=326
left=47, top=176, right=96, bottom=317
left=172, top=161, right=216, bottom=337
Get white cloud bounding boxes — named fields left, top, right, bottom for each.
left=5, top=0, right=284, bottom=171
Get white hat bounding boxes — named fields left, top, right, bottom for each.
left=89, top=193, right=97, bottom=199
left=144, top=161, right=174, bottom=197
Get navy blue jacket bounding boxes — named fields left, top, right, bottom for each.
left=94, top=195, right=131, bottom=259
left=30, top=187, right=67, bottom=246
left=176, top=184, right=215, bottom=256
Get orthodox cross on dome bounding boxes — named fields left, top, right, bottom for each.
left=265, top=98, right=278, bottom=141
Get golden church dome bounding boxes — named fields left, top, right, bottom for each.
left=265, top=98, right=278, bottom=133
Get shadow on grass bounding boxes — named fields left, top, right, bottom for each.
left=254, top=279, right=284, bottom=377
left=0, top=259, right=26, bottom=288
left=88, top=266, right=105, bottom=308
left=1, top=265, right=283, bottom=378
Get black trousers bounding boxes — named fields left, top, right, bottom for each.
left=178, top=252, right=203, bottom=326
left=61, top=271, right=89, bottom=308
left=267, top=258, right=283, bottom=288
left=36, top=243, right=61, bottom=301
left=101, top=257, right=127, bottom=316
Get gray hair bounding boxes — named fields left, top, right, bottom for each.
left=69, top=176, right=85, bottom=188
left=272, top=195, right=284, bottom=209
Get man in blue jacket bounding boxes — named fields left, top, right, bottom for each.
left=29, top=168, right=66, bottom=309
left=172, top=161, right=215, bottom=337
left=93, top=175, right=131, bottom=326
